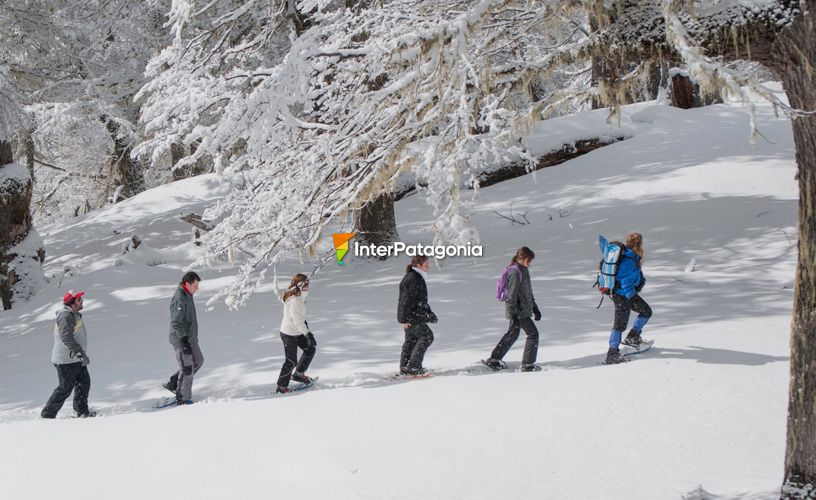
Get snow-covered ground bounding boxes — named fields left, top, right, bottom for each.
left=0, top=96, right=797, bottom=499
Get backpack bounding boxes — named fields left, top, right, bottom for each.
left=496, top=263, right=523, bottom=302
left=593, top=235, right=624, bottom=307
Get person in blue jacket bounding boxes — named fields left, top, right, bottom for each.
left=605, top=232, right=652, bottom=364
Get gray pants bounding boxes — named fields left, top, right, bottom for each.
left=173, top=343, right=204, bottom=401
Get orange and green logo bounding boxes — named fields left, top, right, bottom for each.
left=332, top=232, right=356, bottom=265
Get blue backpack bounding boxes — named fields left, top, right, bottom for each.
left=593, top=235, right=624, bottom=307
left=496, top=264, right=523, bottom=302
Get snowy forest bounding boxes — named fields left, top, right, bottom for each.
left=1, top=0, right=815, bottom=497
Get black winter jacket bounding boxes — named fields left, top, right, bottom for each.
left=397, top=269, right=437, bottom=325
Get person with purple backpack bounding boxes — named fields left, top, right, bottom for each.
left=484, top=247, right=542, bottom=372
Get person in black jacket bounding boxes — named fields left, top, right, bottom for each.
left=397, top=255, right=437, bottom=375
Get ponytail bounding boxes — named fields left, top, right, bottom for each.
left=406, top=255, right=429, bottom=273
left=510, top=246, right=535, bottom=266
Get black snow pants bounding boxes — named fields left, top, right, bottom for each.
left=611, top=294, right=652, bottom=332
left=278, top=332, right=317, bottom=388
left=400, top=323, right=434, bottom=371
left=41, top=363, right=91, bottom=418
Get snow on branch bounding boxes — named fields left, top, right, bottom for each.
left=137, top=0, right=585, bottom=307
left=663, top=0, right=813, bottom=139
left=0, top=66, right=30, bottom=144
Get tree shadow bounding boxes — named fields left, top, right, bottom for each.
left=547, top=346, right=789, bottom=370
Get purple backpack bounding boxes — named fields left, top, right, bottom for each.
left=496, top=264, right=523, bottom=302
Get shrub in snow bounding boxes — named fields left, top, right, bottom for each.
left=116, top=235, right=166, bottom=267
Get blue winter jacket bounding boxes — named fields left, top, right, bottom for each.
left=614, top=248, right=643, bottom=299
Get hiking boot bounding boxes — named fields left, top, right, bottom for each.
left=483, top=358, right=506, bottom=371
left=603, top=348, right=627, bottom=365
left=292, top=372, right=312, bottom=384
left=520, top=364, right=542, bottom=372
left=403, top=366, right=427, bottom=376
left=276, top=386, right=291, bottom=394
left=622, top=330, right=644, bottom=348
left=75, top=410, right=97, bottom=418
left=162, top=381, right=177, bottom=394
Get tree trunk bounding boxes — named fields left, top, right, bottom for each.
left=670, top=73, right=696, bottom=109
left=171, top=140, right=214, bottom=181
left=287, top=0, right=313, bottom=36
left=354, top=192, right=399, bottom=252
left=0, top=140, right=43, bottom=310
left=589, top=13, right=604, bottom=110
left=101, top=115, right=144, bottom=203
left=777, top=2, right=816, bottom=497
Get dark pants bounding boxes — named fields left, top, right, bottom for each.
left=491, top=317, right=539, bottom=365
left=611, top=294, right=652, bottom=332
left=41, top=363, right=91, bottom=418
left=278, top=332, right=317, bottom=388
left=400, top=324, right=434, bottom=370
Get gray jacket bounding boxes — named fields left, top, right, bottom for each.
left=51, top=306, right=88, bottom=365
left=504, top=265, right=540, bottom=320
left=168, top=285, right=198, bottom=346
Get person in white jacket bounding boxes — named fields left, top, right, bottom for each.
left=277, top=273, right=316, bottom=393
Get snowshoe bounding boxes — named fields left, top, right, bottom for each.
left=292, top=372, right=313, bottom=384
left=481, top=358, right=507, bottom=371
left=386, top=370, right=433, bottom=380
left=603, top=348, right=628, bottom=365
left=621, top=338, right=655, bottom=356
left=622, top=331, right=644, bottom=348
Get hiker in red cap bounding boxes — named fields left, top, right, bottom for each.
left=41, top=290, right=96, bottom=418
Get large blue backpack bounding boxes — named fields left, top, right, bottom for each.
left=593, top=235, right=624, bottom=307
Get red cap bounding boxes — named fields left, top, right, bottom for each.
left=63, top=290, right=85, bottom=304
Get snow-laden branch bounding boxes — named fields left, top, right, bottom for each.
left=137, top=0, right=582, bottom=307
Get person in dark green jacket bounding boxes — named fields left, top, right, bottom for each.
left=163, top=272, right=203, bottom=404
left=485, top=247, right=542, bottom=372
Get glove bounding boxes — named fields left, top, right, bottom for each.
left=306, top=332, right=317, bottom=349
left=636, top=275, right=646, bottom=293
left=76, top=351, right=90, bottom=367
left=180, top=337, right=193, bottom=355
left=533, top=305, right=542, bottom=322
left=428, top=312, right=438, bottom=324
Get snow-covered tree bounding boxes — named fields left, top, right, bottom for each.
left=1, top=0, right=169, bottom=222
left=136, top=0, right=588, bottom=305
left=139, top=1, right=816, bottom=494
left=548, top=2, right=815, bottom=495
left=0, top=66, right=44, bottom=309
